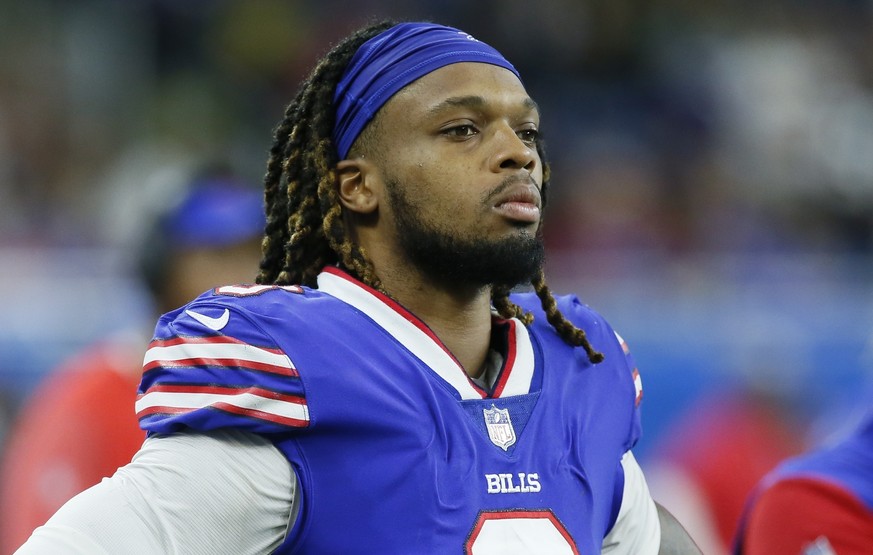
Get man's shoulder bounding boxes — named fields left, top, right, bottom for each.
left=139, top=284, right=354, bottom=436
left=156, top=283, right=347, bottom=334
left=509, top=291, right=601, bottom=323
left=184, top=283, right=315, bottom=313
left=509, top=291, right=614, bottom=344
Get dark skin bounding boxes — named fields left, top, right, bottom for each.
left=336, top=62, right=701, bottom=553
left=337, top=62, right=541, bottom=378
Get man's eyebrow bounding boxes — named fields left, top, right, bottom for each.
left=426, top=95, right=540, bottom=116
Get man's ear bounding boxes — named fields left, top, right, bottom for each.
left=336, top=159, right=380, bottom=215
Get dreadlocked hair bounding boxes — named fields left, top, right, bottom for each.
left=490, top=142, right=604, bottom=364
left=256, top=19, right=604, bottom=364
left=257, top=20, right=396, bottom=289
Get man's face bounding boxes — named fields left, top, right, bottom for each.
left=367, top=62, right=545, bottom=289
left=161, top=238, right=262, bottom=313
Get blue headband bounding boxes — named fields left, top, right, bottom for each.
left=332, top=22, right=520, bottom=159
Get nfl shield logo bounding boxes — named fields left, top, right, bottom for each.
left=483, top=405, right=516, bottom=451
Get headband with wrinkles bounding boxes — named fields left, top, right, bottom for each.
left=332, top=22, right=520, bottom=159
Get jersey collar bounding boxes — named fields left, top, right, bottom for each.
left=316, top=267, right=536, bottom=400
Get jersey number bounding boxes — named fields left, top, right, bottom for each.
left=214, top=284, right=302, bottom=297
left=465, top=510, right=580, bottom=554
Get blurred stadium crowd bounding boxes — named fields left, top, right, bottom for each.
left=2, top=0, right=873, bottom=551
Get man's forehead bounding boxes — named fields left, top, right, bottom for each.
left=425, top=94, right=539, bottom=116
left=393, top=63, right=536, bottom=114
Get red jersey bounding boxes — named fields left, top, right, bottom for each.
left=0, top=339, right=146, bottom=553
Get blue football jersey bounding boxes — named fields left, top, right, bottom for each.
left=137, top=267, right=644, bottom=554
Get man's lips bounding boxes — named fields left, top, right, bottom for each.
left=491, top=183, right=541, bottom=224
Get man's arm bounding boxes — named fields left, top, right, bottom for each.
left=599, top=451, right=701, bottom=554
left=14, top=429, right=294, bottom=555
left=656, top=502, right=703, bottom=555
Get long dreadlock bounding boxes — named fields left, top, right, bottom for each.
left=256, top=20, right=604, bottom=364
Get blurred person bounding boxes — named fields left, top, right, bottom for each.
left=732, top=403, right=873, bottom=554
left=15, top=21, right=700, bottom=554
left=645, top=386, right=806, bottom=555
left=0, top=171, right=264, bottom=553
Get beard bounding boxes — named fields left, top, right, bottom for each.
left=385, top=178, right=545, bottom=290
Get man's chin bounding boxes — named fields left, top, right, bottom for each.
left=406, top=235, right=544, bottom=291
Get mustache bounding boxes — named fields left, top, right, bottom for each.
left=483, top=173, right=542, bottom=205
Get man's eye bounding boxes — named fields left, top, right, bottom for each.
left=518, top=129, right=539, bottom=145
left=444, top=125, right=477, bottom=138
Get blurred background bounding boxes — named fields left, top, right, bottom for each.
left=2, top=0, right=873, bottom=552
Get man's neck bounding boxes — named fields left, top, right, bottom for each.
left=377, top=268, right=495, bottom=379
